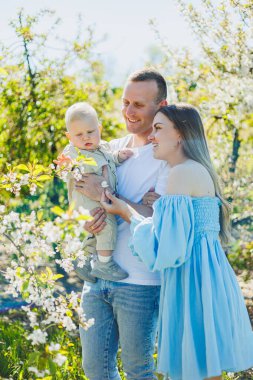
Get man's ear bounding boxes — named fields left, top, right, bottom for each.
left=65, top=131, right=70, bottom=140
left=159, top=99, right=168, bottom=107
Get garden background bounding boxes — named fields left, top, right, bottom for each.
left=0, top=0, right=252, bottom=379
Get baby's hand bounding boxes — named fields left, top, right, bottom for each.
left=53, top=154, right=73, bottom=167
left=118, top=148, right=134, bottom=162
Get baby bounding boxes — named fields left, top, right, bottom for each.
left=57, top=102, right=133, bottom=282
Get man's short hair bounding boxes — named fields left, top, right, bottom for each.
left=127, top=68, right=167, bottom=103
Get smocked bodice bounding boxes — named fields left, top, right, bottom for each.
left=154, top=195, right=221, bottom=237
left=191, top=197, right=220, bottom=235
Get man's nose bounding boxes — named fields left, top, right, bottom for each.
left=125, top=104, right=135, bottom=117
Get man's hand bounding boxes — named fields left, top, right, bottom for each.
left=84, top=207, right=107, bottom=234
left=75, top=173, right=107, bottom=201
left=142, top=187, right=161, bottom=207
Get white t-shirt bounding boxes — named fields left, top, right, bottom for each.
left=109, top=134, right=169, bottom=285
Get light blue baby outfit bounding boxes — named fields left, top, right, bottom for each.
left=130, top=195, right=253, bottom=380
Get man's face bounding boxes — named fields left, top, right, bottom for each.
left=122, top=81, right=161, bottom=136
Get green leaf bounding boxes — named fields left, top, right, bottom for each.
left=28, top=351, right=40, bottom=365
left=22, top=291, right=30, bottom=299
left=33, top=165, right=50, bottom=175
left=51, top=206, right=64, bottom=216
left=38, top=355, right=48, bottom=370
left=76, top=155, right=97, bottom=166
left=0, top=184, right=11, bottom=189
left=76, top=214, right=92, bottom=221
left=37, top=210, right=44, bottom=221
left=52, top=274, right=64, bottom=280
left=14, top=164, right=30, bottom=172
left=21, top=280, right=29, bottom=292
left=36, top=182, right=45, bottom=188
left=48, top=358, right=57, bottom=375
left=0, top=67, right=7, bottom=76
left=36, top=175, right=52, bottom=181
left=46, top=267, right=53, bottom=276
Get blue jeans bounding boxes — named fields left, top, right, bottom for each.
left=80, top=279, right=160, bottom=380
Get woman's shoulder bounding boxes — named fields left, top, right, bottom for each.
left=166, top=160, right=215, bottom=196
left=166, top=162, right=193, bottom=195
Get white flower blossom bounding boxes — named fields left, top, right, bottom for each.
left=72, top=168, right=82, bottom=181
left=59, top=170, right=68, bottom=182
left=42, top=222, right=62, bottom=243
left=48, top=342, right=61, bottom=352
left=20, top=173, right=30, bottom=185
left=28, top=367, right=50, bottom=377
left=27, top=329, right=48, bottom=345
left=30, top=183, right=37, bottom=195
left=56, top=258, right=74, bottom=273
left=53, top=353, right=67, bottom=366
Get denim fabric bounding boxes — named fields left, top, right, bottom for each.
left=80, top=279, right=160, bottom=380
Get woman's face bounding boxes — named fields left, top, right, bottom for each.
left=149, top=112, right=182, bottom=161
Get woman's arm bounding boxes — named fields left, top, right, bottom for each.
left=100, top=190, right=141, bottom=223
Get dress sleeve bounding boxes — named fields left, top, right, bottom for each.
left=129, top=196, right=195, bottom=271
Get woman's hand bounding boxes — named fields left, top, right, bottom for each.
left=142, top=187, right=160, bottom=207
left=100, top=190, right=133, bottom=223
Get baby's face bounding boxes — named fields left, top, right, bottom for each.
left=67, top=118, right=100, bottom=150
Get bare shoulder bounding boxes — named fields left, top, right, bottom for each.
left=185, top=160, right=210, bottom=177
left=166, top=162, right=193, bottom=195
left=166, top=160, right=215, bottom=197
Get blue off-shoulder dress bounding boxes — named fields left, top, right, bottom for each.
left=130, top=195, right=253, bottom=380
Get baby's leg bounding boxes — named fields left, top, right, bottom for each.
left=91, top=214, right=128, bottom=281
left=97, top=249, right=113, bottom=263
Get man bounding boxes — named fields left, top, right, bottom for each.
left=76, top=69, right=168, bottom=380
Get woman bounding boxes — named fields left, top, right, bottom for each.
left=101, top=104, right=253, bottom=380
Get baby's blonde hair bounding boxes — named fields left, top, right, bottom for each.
left=65, top=102, right=98, bottom=131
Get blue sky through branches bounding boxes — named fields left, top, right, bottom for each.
left=1, top=0, right=200, bottom=85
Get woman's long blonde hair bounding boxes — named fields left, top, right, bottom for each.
left=157, top=103, right=231, bottom=245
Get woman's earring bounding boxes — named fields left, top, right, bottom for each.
left=178, top=140, right=181, bottom=145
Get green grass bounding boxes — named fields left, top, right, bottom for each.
left=0, top=314, right=252, bottom=380
left=0, top=315, right=88, bottom=380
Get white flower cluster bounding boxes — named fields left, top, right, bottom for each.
left=55, top=153, right=97, bottom=183
left=72, top=167, right=83, bottom=181
left=2, top=171, right=37, bottom=196
left=27, top=329, right=48, bottom=345
left=1, top=205, right=94, bottom=375
left=54, top=353, right=67, bottom=366
left=28, top=367, right=50, bottom=378
left=1, top=212, right=58, bottom=265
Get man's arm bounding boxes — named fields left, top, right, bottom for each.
left=75, top=174, right=153, bottom=218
